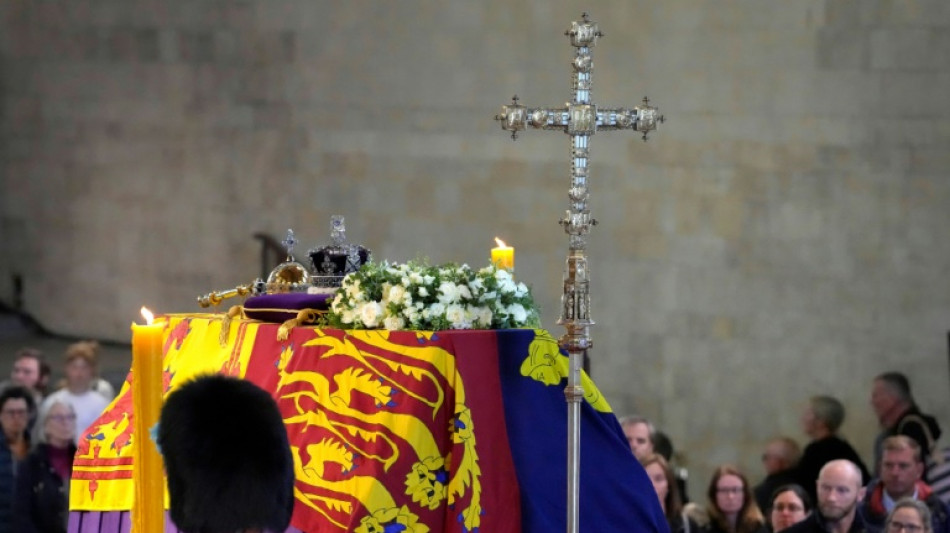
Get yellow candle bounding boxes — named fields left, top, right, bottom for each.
left=491, top=237, right=515, bottom=270
left=131, top=307, right=165, bottom=533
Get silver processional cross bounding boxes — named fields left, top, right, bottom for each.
left=494, top=12, right=663, bottom=533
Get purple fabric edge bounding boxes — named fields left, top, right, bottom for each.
left=69, top=511, right=304, bottom=533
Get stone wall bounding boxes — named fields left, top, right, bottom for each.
left=2, top=0, right=949, bottom=489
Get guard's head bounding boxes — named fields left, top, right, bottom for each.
left=158, top=374, right=295, bottom=533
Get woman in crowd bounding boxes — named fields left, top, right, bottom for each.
left=14, top=399, right=78, bottom=533
left=641, top=453, right=698, bottom=533
left=885, top=499, right=932, bottom=533
left=768, top=484, right=811, bottom=532
left=41, top=341, right=111, bottom=443
left=704, top=464, right=768, bottom=533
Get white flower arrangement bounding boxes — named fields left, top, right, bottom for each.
left=328, top=261, right=541, bottom=331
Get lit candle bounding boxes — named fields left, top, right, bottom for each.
left=491, top=237, right=515, bottom=270
left=131, top=307, right=165, bottom=532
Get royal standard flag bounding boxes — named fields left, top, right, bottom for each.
left=69, top=316, right=667, bottom=533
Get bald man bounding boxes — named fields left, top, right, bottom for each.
left=785, top=459, right=867, bottom=533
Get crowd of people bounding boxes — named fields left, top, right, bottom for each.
left=621, top=371, right=949, bottom=533
left=0, top=342, right=115, bottom=533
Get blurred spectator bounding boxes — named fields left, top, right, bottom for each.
left=14, top=399, right=78, bottom=533
left=857, top=436, right=950, bottom=533
left=37, top=357, right=53, bottom=398
left=641, top=453, right=698, bottom=533
left=755, top=437, right=802, bottom=513
left=796, top=395, right=870, bottom=503
left=655, top=429, right=691, bottom=503
left=0, top=386, right=36, bottom=533
left=885, top=499, right=933, bottom=533
left=0, top=386, right=35, bottom=461
left=705, top=464, right=768, bottom=533
left=770, top=484, right=812, bottom=532
left=41, top=341, right=111, bottom=444
left=871, top=372, right=942, bottom=478
left=0, top=348, right=45, bottom=406
left=619, top=415, right=655, bottom=460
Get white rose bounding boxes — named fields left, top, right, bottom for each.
left=498, top=278, right=516, bottom=294
left=383, top=315, right=405, bottom=330
left=345, top=279, right=362, bottom=298
left=359, top=302, right=384, bottom=328
left=341, top=309, right=356, bottom=324
left=438, top=282, right=459, bottom=304
left=409, top=272, right=423, bottom=284
left=423, top=275, right=435, bottom=285
left=507, top=303, right=527, bottom=324
left=388, top=284, right=406, bottom=305
left=426, top=302, right=446, bottom=320
left=514, top=282, right=528, bottom=298
left=476, top=306, right=493, bottom=327
left=418, top=286, right=429, bottom=298
left=457, top=284, right=472, bottom=300
left=479, top=290, right=497, bottom=303
left=445, top=304, right=471, bottom=329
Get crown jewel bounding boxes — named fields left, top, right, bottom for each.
left=308, top=216, right=372, bottom=291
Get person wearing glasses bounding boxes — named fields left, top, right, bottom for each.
left=784, top=459, right=867, bottom=533
left=770, top=484, right=812, bottom=532
left=858, top=436, right=950, bottom=533
left=0, top=386, right=36, bottom=533
left=703, top=465, right=768, bottom=533
left=14, top=399, right=78, bottom=533
left=885, top=499, right=933, bottom=533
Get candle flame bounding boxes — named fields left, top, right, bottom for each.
left=494, top=237, right=509, bottom=248
left=140, top=307, right=154, bottom=325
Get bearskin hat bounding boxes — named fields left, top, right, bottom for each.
left=158, top=374, right=295, bottom=532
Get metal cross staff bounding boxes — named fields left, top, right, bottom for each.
left=495, top=12, right=663, bottom=533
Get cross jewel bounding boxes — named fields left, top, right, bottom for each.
left=495, top=13, right=664, bottom=143
left=493, top=13, right=665, bottom=533
left=282, top=229, right=297, bottom=261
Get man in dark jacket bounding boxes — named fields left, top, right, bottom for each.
left=871, top=372, right=942, bottom=477
left=858, top=436, right=950, bottom=533
left=754, top=436, right=801, bottom=512
left=785, top=460, right=867, bottom=533
left=0, top=430, right=11, bottom=533
left=796, top=395, right=871, bottom=504
left=0, top=387, right=35, bottom=533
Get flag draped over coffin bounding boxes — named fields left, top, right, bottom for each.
left=70, top=315, right=667, bottom=533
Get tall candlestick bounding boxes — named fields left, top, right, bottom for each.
left=491, top=237, right=515, bottom=270
left=131, top=307, right=165, bottom=532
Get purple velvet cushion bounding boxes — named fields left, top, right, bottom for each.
left=243, top=293, right=333, bottom=323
